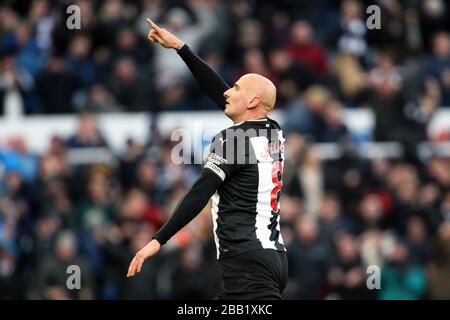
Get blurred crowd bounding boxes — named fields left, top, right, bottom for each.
left=1, top=0, right=450, bottom=141
left=1, top=112, right=450, bottom=300
left=1, top=0, right=450, bottom=300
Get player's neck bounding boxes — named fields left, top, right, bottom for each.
left=232, top=113, right=268, bottom=125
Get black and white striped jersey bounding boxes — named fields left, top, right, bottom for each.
left=204, top=117, right=286, bottom=259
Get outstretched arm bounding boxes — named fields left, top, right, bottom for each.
left=127, top=169, right=222, bottom=277
left=177, top=45, right=230, bottom=110
left=146, top=18, right=229, bottom=110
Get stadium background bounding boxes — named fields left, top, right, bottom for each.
left=1, top=0, right=450, bottom=299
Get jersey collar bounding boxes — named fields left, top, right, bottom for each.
left=233, top=118, right=267, bottom=126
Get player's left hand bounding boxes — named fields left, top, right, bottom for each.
left=127, top=239, right=161, bottom=277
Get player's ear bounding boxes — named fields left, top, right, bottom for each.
left=247, top=96, right=260, bottom=109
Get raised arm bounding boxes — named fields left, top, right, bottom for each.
left=146, top=18, right=229, bottom=110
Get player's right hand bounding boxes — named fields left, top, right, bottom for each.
left=146, top=18, right=185, bottom=50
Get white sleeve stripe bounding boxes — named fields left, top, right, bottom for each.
left=204, top=162, right=226, bottom=181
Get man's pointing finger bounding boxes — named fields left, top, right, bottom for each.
left=146, top=18, right=161, bottom=32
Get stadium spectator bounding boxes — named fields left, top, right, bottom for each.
left=319, top=193, right=356, bottom=245
left=0, top=55, right=35, bottom=115
left=428, top=221, right=450, bottom=299
left=283, top=85, right=330, bottom=140
left=35, top=56, right=81, bottom=114
left=66, top=112, right=108, bottom=148
left=0, top=21, right=45, bottom=77
left=0, top=244, right=20, bottom=299
left=65, top=34, right=98, bottom=89
left=365, top=51, right=407, bottom=141
left=268, top=47, right=316, bottom=106
left=335, top=0, right=367, bottom=58
left=286, top=21, right=327, bottom=76
left=379, top=240, right=427, bottom=300
left=405, top=215, right=430, bottom=265
left=31, top=230, right=94, bottom=299
left=107, top=57, right=153, bottom=111
left=287, top=216, right=329, bottom=299
left=330, top=51, right=367, bottom=106
left=425, top=31, right=450, bottom=106
left=327, top=232, right=371, bottom=299
left=321, top=101, right=350, bottom=143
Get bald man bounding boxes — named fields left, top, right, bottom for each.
left=127, top=18, right=288, bottom=300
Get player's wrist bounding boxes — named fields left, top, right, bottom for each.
left=174, top=41, right=185, bottom=51
left=151, top=238, right=162, bottom=248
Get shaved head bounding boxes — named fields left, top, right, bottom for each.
left=239, top=73, right=277, bottom=111
left=223, top=73, right=277, bottom=123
